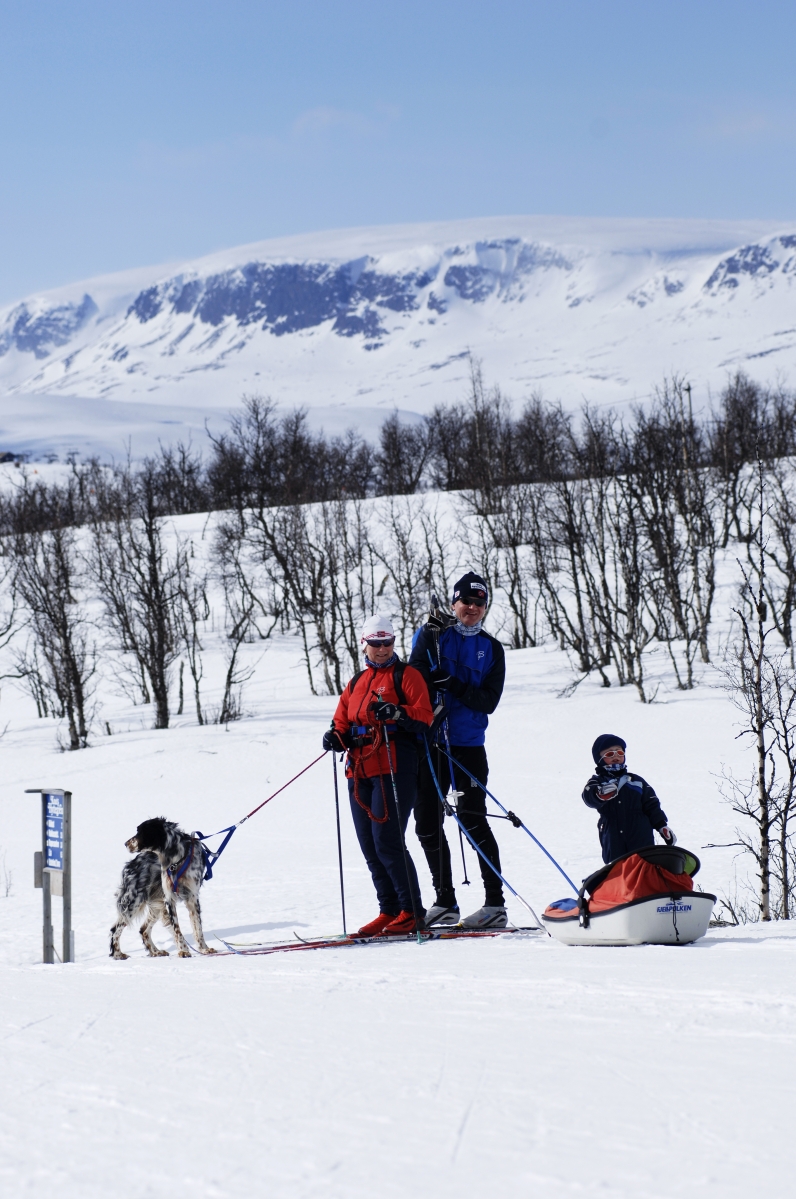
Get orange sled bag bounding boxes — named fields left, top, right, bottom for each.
left=542, top=845, right=715, bottom=946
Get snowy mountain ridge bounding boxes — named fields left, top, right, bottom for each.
left=0, top=215, right=795, bottom=459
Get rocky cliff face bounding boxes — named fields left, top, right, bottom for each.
left=118, top=240, right=574, bottom=347
left=0, top=294, right=98, bottom=359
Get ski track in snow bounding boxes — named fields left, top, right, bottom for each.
left=0, top=553, right=794, bottom=1197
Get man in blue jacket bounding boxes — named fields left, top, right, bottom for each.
left=409, top=571, right=507, bottom=928
left=582, top=734, right=676, bottom=864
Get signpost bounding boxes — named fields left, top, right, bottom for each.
left=27, top=788, right=73, bottom=963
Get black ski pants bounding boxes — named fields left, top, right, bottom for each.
left=415, top=743, right=505, bottom=908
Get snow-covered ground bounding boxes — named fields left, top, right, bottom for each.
left=1, top=555, right=792, bottom=1197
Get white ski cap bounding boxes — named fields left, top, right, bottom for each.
left=360, top=614, right=395, bottom=644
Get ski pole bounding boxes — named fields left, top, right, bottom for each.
left=331, top=750, right=347, bottom=937
left=437, top=745, right=578, bottom=896
left=428, top=595, right=470, bottom=889
left=442, top=719, right=471, bottom=887
left=383, top=721, right=425, bottom=944
left=423, top=736, right=548, bottom=933
left=429, top=600, right=447, bottom=899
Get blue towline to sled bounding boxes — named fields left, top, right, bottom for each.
left=422, top=737, right=546, bottom=931
left=435, top=744, right=579, bottom=896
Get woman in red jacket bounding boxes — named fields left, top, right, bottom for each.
left=323, top=615, right=434, bottom=935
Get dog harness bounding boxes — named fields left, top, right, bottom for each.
left=167, top=837, right=196, bottom=894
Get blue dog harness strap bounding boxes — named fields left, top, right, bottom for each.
left=193, top=825, right=237, bottom=881
left=167, top=837, right=196, bottom=893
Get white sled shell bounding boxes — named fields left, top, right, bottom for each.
left=542, top=892, right=716, bottom=946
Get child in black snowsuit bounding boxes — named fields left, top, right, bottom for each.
left=582, top=734, right=676, bottom=865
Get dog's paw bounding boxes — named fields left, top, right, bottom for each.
left=149, top=948, right=169, bottom=957
left=178, top=949, right=192, bottom=958
left=201, top=946, right=218, bottom=955
left=111, top=951, right=129, bottom=960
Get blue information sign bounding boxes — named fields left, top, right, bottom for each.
left=44, top=791, right=64, bottom=871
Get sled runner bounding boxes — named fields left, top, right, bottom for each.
left=542, top=845, right=715, bottom=946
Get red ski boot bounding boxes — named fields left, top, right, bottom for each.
left=357, top=913, right=397, bottom=937
left=382, top=911, right=423, bottom=935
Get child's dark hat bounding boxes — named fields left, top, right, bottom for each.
left=592, top=734, right=627, bottom=764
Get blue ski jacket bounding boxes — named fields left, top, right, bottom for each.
left=582, top=768, right=668, bottom=864
left=409, top=623, right=505, bottom=747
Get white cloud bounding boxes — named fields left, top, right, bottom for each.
left=291, top=106, right=374, bottom=138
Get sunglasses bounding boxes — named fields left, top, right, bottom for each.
left=457, top=596, right=487, bottom=608
left=365, top=637, right=395, bottom=648
left=601, top=748, right=625, bottom=761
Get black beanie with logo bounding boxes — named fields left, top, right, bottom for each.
left=451, top=572, right=489, bottom=605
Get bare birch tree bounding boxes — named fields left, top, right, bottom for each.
left=11, top=526, right=95, bottom=749
left=721, top=458, right=796, bottom=920
left=91, top=469, right=185, bottom=729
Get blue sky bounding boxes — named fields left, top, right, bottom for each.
left=0, top=0, right=794, bottom=303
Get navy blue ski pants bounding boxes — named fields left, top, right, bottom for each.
left=348, top=746, right=424, bottom=917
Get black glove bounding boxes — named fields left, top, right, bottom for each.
left=322, top=728, right=349, bottom=752
left=372, top=701, right=404, bottom=723
left=660, top=826, right=677, bottom=846
left=431, top=672, right=466, bottom=698
left=427, top=610, right=457, bottom=632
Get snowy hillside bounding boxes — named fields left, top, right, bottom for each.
left=3, top=624, right=792, bottom=1199
left=1, top=215, right=795, bottom=460
left=1, top=488, right=796, bottom=1196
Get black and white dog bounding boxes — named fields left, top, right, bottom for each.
left=110, top=817, right=217, bottom=960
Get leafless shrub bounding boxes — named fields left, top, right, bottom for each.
left=464, top=484, right=542, bottom=649
left=175, top=545, right=210, bottom=725
left=14, top=641, right=55, bottom=718
left=375, top=413, right=433, bottom=494
left=10, top=525, right=95, bottom=749
left=719, top=458, right=796, bottom=920
left=206, top=395, right=374, bottom=515
left=215, top=534, right=258, bottom=724
left=372, top=498, right=437, bottom=659
left=90, top=465, right=185, bottom=729
left=0, top=366, right=793, bottom=716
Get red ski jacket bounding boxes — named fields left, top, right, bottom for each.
left=333, top=660, right=433, bottom=778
